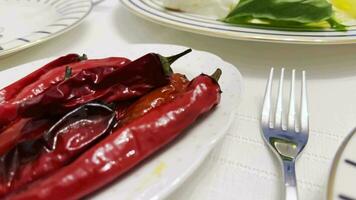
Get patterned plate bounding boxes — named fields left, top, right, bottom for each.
left=328, top=128, right=356, bottom=200
left=0, top=0, right=100, bottom=58
left=121, top=0, right=356, bottom=44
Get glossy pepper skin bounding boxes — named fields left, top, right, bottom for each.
left=0, top=56, right=131, bottom=130
left=0, top=50, right=191, bottom=166
left=0, top=103, right=117, bottom=197
left=0, top=50, right=191, bottom=126
left=18, top=53, right=170, bottom=117
left=13, top=57, right=131, bottom=103
left=0, top=54, right=83, bottom=103
left=0, top=118, right=54, bottom=156
left=6, top=71, right=221, bottom=200
left=121, top=73, right=189, bottom=124
left=0, top=57, right=131, bottom=155
left=0, top=73, right=187, bottom=196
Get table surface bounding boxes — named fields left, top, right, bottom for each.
left=1, top=0, right=356, bottom=199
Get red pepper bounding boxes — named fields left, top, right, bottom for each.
left=6, top=69, right=222, bottom=200
left=0, top=50, right=192, bottom=196
left=0, top=56, right=131, bottom=130
left=0, top=74, right=189, bottom=197
left=0, top=118, right=54, bottom=156
left=0, top=50, right=191, bottom=128
left=121, top=73, right=189, bottom=124
left=0, top=103, right=117, bottom=197
left=13, top=57, right=131, bottom=103
left=0, top=72, right=188, bottom=195
left=0, top=57, right=132, bottom=156
left=0, top=54, right=84, bottom=103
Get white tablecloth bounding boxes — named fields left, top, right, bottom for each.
left=1, top=1, right=356, bottom=199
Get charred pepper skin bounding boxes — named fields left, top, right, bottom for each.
left=0, top=50, right=193, bottom=198
left=0, top=54, right=83, bottom=103
left=0, top=56, right=131, bottom=130
left=6, top=71, right=221, bottom=200
left=0, top=50, right=191, bottom=127
left=0, top=103, right=117, bottom=197
left=0, top=57, right=132, bottom=156
left=0, top=50, right=192, bottom=159
left=13, top=57, right=131, bottom=103
left=0, top=73, right=189, bottom=196
left=18, top=52, right=171, bottom=117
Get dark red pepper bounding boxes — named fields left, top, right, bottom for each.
left=6, top=69, right=222, bottom=200
left=0, top=103, right=117, bottom=197
left=0, top=118, right=54, bottom=156
left=0, top=50, right=192, bottom=128
left=13, top=57, right=131, bottom=103
left=0, top=56, right=131, bottom=130
left=0, top=49, right=191, bottom=162
left=0, top=73, right=190, bottom=195
left=121, top=73, right=189, bottom=124
left=0, top=56, right=133, bottom=156
left=0, top=54, right=85, bottom=103
left=0, top=72, right=189, bottom=195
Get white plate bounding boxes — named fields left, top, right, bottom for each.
left=0, top=0, right=97, bottom=58
left=0, top=44, right=243, bottom=200
left=121, top=0, right=356, bottom=44
left=328, top=128, right=356, bottom=200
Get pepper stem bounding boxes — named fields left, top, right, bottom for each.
left=79, top=54, right=88, bottom=61
left=65, top=66, right=72, bottom=79
left=211, top=68, right=222, bottom=82
left=167, top=49, right=192, bottom=64
left=159, top=49, right=192, bottom=75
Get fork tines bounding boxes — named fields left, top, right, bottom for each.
left=261, top=68, right=308, bottom=133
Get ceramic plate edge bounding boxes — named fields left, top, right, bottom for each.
left=327, top=128, right=356, bottom=200
left=0, top=1, right=93, bottom=58
left=119, top=0, right=356, bottom=44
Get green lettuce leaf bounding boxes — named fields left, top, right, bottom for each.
left=223, top=0, right=346, bottom=30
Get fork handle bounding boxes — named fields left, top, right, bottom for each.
left=282, top=160, right=298, bottom=200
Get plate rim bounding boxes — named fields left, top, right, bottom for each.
left=327, top=128, right=356, bottom=200
left=0, top=0, right=93, bottom=58
left=120, top=0, right=356, bottom=44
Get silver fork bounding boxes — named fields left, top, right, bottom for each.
left=261, top=68, right=309, bottom=200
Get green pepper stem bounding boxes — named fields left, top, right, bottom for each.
left=211, top=68, right=222, bottom=82
left=167, top=49, right=192, bottom=65
left=159, top=49, right=192, bottom=75
left=65, top=66, right=72, bottom=79
left=79, top=54, right=88, bottom=61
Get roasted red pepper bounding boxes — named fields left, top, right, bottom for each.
left=0, top=50, right=191, bottom=158
left=121, top=73, right=189, bottom=124
left=13, top=57, right=131, bottom=103
left=0, top=57, right=132, bottom=156
left=0, top=72, right=189, bottom=196
left=0, top=118, right=54, bottom=156
left=0, top=73, right=189, bottom=195
left=0, top=54, right=85, bottom=103
left=0, top=50, right=191, bottom=128
left=6, top=69, right=222, bottom=200
left=0, top=103, right=117, bottom=197
left=0, top=56, right=130, bottom=130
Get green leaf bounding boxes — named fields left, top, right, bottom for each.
left=224, top=0, right=336, bottom=27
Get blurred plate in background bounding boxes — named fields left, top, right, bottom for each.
left=328, top=128, right=356, bottom=200
left=121, top=0, right=356, bottom=44
left=0, top=0, right=93, bottom=58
